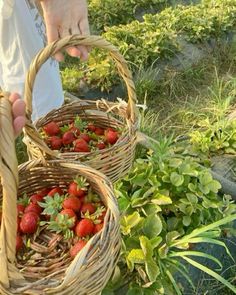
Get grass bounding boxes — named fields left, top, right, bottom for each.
left=137, top=40, right=236, bottom=138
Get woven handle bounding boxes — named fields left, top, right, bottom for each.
left=0, top=93, right=21, bottom=287
left=24, top=35, right=137, bottom=122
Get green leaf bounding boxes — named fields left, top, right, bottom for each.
left=127, top=249, right=146, bottom=269
left=145, top=259, right=160, bottom=282
left=169, top=251, right=222, bottom=271
left=127, top=287, right=143, bottom=295
left=139, top=236, right=153, bottom=258
left=165, top=268, right=182, bottom=295
left=208, top=180, right=221, bottom=193
left=143, top=214, right=163, bottom=239
left=120, top=212, right=143, bottom=235
left=183, top=216, right=191, bottom=226
left=150, top=236, right=163, bottom=249
left=142, top=203, right=162, bottom=216
left=186, top=193, right=198, bottom=204
left=199, top=171, right=213, bottom=185
left=166, top=231, right=180, bottom=245
left=182, top=256, right=236, bottom=294
left=151, top=193, right=172, bottom=205
left=170, top=172, right=184, bottom=187
left=118, top=197, right=130, bottom=212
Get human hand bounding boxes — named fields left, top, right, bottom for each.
left=40, top=0, right=90, bottom=61
left=9, top=93, right=26, bottom=137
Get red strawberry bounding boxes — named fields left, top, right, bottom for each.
left=38, top=188, right=51, bottom=197
left=43, top=121, right=60, bottom=136
left=16, top=235, right=23, bottom=252
left=30, top=194, right=44, bottom=204
left=80, top=133, right=91, bottom=143
left=50, top=136, right=63, bottom=150
left=87, top=123, right=96, bottom=132
left=105, top=129, right=118, bottom=144
left=20, top=212, right=39, bottom=234
left=63, top=197, right=81, bottom=213
left=62, top=131, right=76, bottom=145
left=70, top=240, right=87, bottom=258
left=81, top=203, right=96, bottom=214
left=69, top=126, right=80, bottom=137
left=60, top=209, right=77, bottom=220
left=17, top=204, right=25, bottom=216
left=75, top=219, right=94, bottom=237
left=97, top=142, right=106, bottom=150
left=98, top=210, right=107, bottom=222
left=59, top=209, right=77, bottom=227
left=24, top=203, right=42, bottom=215
left=48, top=187, right=64, bottom=197
left=17, top=217, right=21, bottom=233
left=74, top=138, right=90, bottom=152
left=93, top=223, right=103, bottom=234
left=68, top=177, right=89, bottom=198
left=94, top=127, right=104, bottom=135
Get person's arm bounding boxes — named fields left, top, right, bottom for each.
left=39, top=0, right=90, bottom=61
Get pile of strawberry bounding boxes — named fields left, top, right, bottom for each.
left=16, top=175, right=106, bottom=258
left=41, top=116, right=120, bottom=152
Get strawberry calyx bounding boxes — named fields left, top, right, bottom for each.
left=39, top=193, right=65, bottom=219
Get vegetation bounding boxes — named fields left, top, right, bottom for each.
left=15, top=0, right=236, bottom=294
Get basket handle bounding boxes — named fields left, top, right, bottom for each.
left=24, top=34, right=137, bottom=122
left=0, top=93, right=22, bottom=287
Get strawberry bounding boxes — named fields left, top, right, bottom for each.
left=63, top=197, right=81, bottom=213
left=56, top=210, right=77, bottom=228
left=16, top=235, right=23, bottom=252
left=43, top=121, right=60, bottom=136
left=50, top=136, right=63, bottom=150
left=98, top=210, right=107, bottom=222
left=24, top=203, right=42, bottom=215
left=17, top=217, right=21, bottom=233
left=97, top=142, right=106, bottom=150
left=70, top=240, right=87, bottom=258
left=87, top=123, right=96, bottom=132
left=94, top=127, right=104, bottom=136
left=20, top=212, right=39, bottom=234
left=48, top=187, right=64, bottom=197
left=93, top=223, right=103, bottom=234
left=30, top=194, right=44, bottom=204
left=60, top=209, right=77, bottom=222
left=68, top=177, right=89, bottom=198
left=80, top=133, right=91, bottom=143
left=105, top=129, right=118, bottom=144
left=17, top=204, right=25, bottom=216
left=74, top=138, right=90, bottom=153
left=75, top=219, right=94, bottom=237
left=69, top=125, right=80, bottom=137
left=62, top=131, right=76, bottom=145
left=38, top=188, right=51, bottom=197
left=81, top=203, right=96, bottom=214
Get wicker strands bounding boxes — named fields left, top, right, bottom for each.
left=0, top=94, right=120, bottom=294
left=23, top=35, right=138, bottom=182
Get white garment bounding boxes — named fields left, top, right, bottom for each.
left=0, top=0, right=64, bottom=121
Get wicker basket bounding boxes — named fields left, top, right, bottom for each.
left=23, top=35, right=138, bottom=183
left=0, top=94, right=120, bottom=294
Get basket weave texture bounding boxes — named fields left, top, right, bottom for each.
left=23, top=35, right=138, bottom=183
left=0, top=94, right=120, bottom=294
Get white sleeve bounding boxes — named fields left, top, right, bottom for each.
left=0, top=0, right=14, bottom=19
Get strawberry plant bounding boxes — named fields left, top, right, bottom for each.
left=187, top=118, right=236, bottom=157
left=62, top=0, right=236, bottom=92
left=104, top=142, right=236, bottom=294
